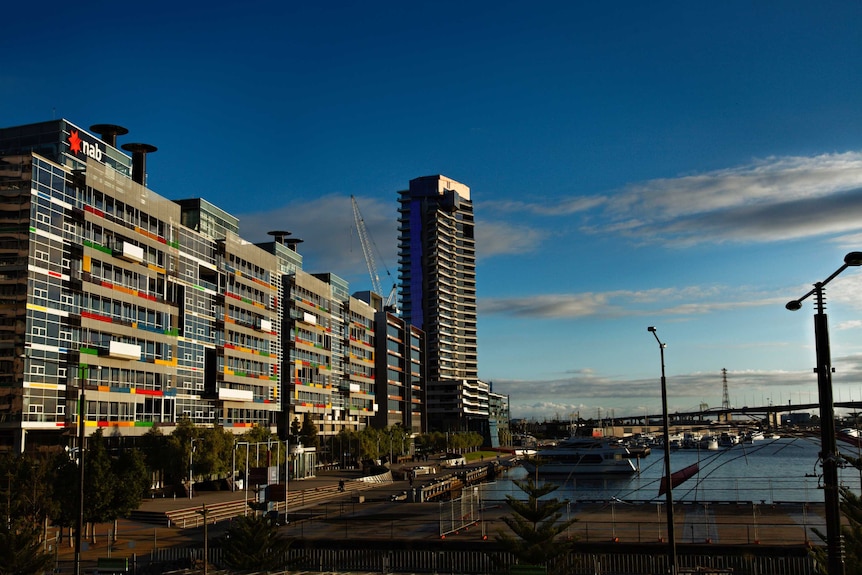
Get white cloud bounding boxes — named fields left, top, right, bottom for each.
left=237, top=194, right=398, bottom=284
left=480, top=285, right=784, bottom=320
left=475, top=221, right=546, bottom=258
left=488, top=196, right=606, bottom=216
left=591, top=152, right=862, bottom=245
left=493, top=360, right=862, bottom=421
left=237, top=193, right=549, bottom=273
left=476, top=152, right=862, bottom=248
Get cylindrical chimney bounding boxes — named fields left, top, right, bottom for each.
left=284, top=238, right=304, bottom=252
left=89, top=124, right=128, bottom=147
left=267, top=230, right=292, bottom=244
left=121, top=143, right=157, bottom=185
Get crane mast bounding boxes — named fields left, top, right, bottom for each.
left=351, top=196, right=397, bottom=310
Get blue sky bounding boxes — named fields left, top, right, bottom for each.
left=4, top=2, right=862, bottom=421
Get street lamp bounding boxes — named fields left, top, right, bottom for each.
left=785, top=251, right=862, bottom=575
left=647, top=326, right=677, bottom=575
left=189, top=438, right=200, bottom=500
left=236, top=441, right=250, bottom=515
left=74, top=363, right=99, bottom=575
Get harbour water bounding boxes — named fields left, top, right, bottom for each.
left=483, top=436, right=862, bottom=504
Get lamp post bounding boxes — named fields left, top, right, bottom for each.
left=647, top=326, right=677, bottom=575
left=189, top=438, right=200, bottom=500
left=236, top=441, right=250, bottom=515
left=785, top=251, right=862, bottom=575
left=74, top=364, right=99, bottom=575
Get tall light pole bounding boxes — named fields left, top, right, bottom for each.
left=189, top=438, right=200, bottom=500
left=236, top=441, right=250, bottom=514
left=648, top=326, right=677, bottom=575
left=785, top=251, right=862, bottom=575
left=74, top=364, right=99, bottom=575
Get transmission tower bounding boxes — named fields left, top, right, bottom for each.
left=721, top=368, right=730, bottom=410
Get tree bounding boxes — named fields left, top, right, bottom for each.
left=110, top=448, right=149, bottom=541
left=0, top=520, right=52, bottom=575
left=299, top=414, right=319, bottom=451
left=289, top=417, right=302, bottom=444
left=0, top=452, right=58, bottom=532
left=165, top=417, right=197, bottom=487
left=50, top=454, right=79, bottom=543
left=221, top=514, right=293, bottom=572
left=138, top=427, right=167, bottom=490
left=336, top=429, right=359, bottom=467
left=195, top=426, right=236, bottom=479
left=82, top=430, right=117, bottom=539
left=496, top=477, right=577, bottom=574
left=49, top=434, right=148, bottom=547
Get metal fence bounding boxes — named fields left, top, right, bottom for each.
left=145, top=544, right=816, bottom=575
left=439, top=487, right=483, bottom=538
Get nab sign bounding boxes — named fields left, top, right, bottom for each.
left=67, top=129, right=104, bottom=163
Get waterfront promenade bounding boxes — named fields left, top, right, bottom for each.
left=50, top=457, right=827, bottom=573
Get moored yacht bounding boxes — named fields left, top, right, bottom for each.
left=520, top=436, right=638, bottom=476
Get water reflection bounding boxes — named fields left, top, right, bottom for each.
left=483, top=437, right=862, bottom=504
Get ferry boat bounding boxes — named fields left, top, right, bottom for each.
left=520, top=436, right=637, bottom=476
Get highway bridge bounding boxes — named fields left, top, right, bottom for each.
left=606, top=400, right=862, bottom=432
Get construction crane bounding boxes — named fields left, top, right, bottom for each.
left=351, top=195, right=397, bottom=311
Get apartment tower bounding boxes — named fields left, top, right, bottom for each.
left=397, top=175, right=484, bottom=433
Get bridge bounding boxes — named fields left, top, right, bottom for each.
left=605, top=400, right=862, bottom=432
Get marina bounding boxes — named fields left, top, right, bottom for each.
left=492, top=435, right=862, bottom=505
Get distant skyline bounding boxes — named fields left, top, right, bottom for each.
left=3, top=2, right=862, bottom=421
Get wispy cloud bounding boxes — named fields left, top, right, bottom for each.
left=592, top=152, right=862, bottom=245
left=481, top=152, right=862, bottom=249
left=490, top=196, right=606, bottom=216
left=237, top=193, right=549, bottom=273
left=480, top=286, right=784, bottom=319
left=235, top=153, right=862, bottom=271
left=476, top=221, right=546, bottom=258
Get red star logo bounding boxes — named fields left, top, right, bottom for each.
left=68, top=130, right=82, bottom=155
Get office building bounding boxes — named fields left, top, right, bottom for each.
left=277, top=270, right=380, bottom=457
left=0, top=119, right=282, bottom=451
left=397, top=175, right=485, bottom=433
left=373, top=309, right=425, bottom=434
left=0, top=118, right=437, bottom=456
left=487, top=388, right=510, bottom=448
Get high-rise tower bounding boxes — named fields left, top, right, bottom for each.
left=398, top=175, right=484, bottom=432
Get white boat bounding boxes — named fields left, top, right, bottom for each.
left=699, top=435, right=719, bottom=451
left=718, top=432, right=738, bottom=448
left=520, top=436, right=637, bottom=476
left=742, top=430, right=765, bottom=443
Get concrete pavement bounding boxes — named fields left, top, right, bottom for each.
left=49, top=458, right=827, bottom=573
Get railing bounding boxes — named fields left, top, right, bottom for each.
left=164, top=475, right=390, bottom=528
left=143, top=545, right=816, bottom=575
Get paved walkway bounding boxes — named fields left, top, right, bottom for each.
left=49, top=459, right=827, bottom=572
